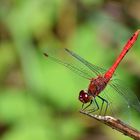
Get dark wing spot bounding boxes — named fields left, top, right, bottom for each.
left=43, top=53, right=48, bottom=57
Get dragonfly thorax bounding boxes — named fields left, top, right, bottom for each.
left=79, top=76, right=109, bottom=103
left=88, top=76, right=109, bottom=97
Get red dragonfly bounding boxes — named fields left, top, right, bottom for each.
left=44, top=29, right=140, bottom=115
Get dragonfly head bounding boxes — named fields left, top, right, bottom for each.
left=79, top=90, right=92, bottom=103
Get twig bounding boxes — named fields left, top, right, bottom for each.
left=80, top=110, right=140, bottom=140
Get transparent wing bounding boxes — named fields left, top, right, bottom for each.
left=43, top=48, right=108, bottom=79
left=98, top=88, right=132, bottom=121
left=65, top=48, right=106, bottom=75
left=43, top=53, right=92, bottom=79
left=109, top=79, right=140, bottom=112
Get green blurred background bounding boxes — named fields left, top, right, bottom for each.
left=0, top=0, right=140, bottom=140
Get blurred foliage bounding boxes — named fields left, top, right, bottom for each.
left=0, top=0, right=140, bottom=140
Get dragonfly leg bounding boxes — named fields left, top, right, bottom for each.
left=97, top=96, right=109, bottom=115
left=81, top=100, right=93, bottom=111
left=85, top=98, right=100, bottom=113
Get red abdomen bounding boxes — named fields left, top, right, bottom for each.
left=88, top=76, right=109, bottom=97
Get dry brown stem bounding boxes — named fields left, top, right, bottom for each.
left=80, top=110, right=140, bottom=140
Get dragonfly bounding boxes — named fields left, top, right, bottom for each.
left=44, top=29, right=140, bottom=115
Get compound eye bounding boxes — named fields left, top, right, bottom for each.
left=79, top=90, right=92, bottom=103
